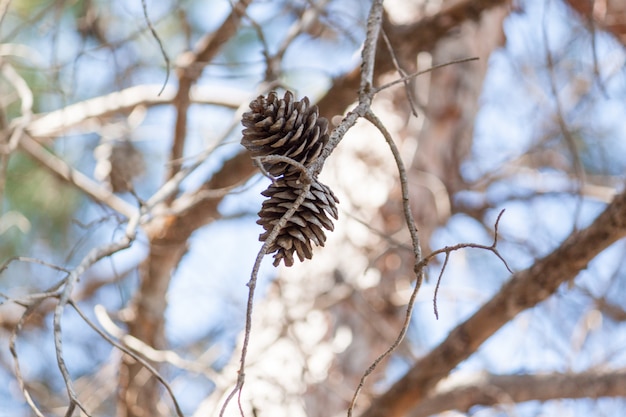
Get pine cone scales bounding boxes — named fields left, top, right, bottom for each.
left=241, top=91, right=329, bottom=176
left=257, top=175, right=339, bottom=267
left=241, top=90, right=339, bottom=267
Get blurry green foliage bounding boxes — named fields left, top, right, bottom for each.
left=2, top=152, right=82, bottom=261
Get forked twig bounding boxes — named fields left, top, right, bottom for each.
left=9, top=291, right=60, bottom=417
left=347, top=115, right=511, bottom=414
left=431, top=209, right=512, bottom=319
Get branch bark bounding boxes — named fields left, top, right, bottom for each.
left=361, top=188, right=626, bottom=417
left=410, top=370, right=626, bottom=417
left=26, top=84, right=246, bottom=139
left=565, top=0, right=626, bottom=46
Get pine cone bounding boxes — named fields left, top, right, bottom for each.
left=257, top=174, right=339, bottom=267
left=94, top=139, right=145, bottom=193
left=241, top=91, right=329, bottom=176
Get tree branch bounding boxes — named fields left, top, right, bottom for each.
left=316, top=0, right=511, bottom=122
left=26, top=84, right=247, bottom=138
left=18, top=134, right=137, bottom=219
left=410, top=370, right=626, bottom=417
left=361, top=188, right=626, bottom=417
left=167, top=0, right=252, bottom=181
left=564, top=0, right=626, bottom=47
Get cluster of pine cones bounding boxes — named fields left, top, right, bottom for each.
left=241, top=91, right=338, bottom=267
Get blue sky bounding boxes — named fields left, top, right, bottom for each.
left=2, top=0, right=626, bottom=416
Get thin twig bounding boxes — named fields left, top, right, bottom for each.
left=375, top=57, right=480, bottom=93
left=9, top=297, right=51, bottom=417
left=431, top=209, right=511, bottom=319
left=94, top=304, right=219, bottom=379
left=342, top=211, right=413, bottom=252
left=53, top=214, right=140, bottom=416
left=0, top=256, right=70, bottom=275
left=380, top=29, right=419, bottom=117
left=432, top=252, right=451, bottom=320
left=364, top=111, right=423, bottom=266
left=141, top=0, right=170, bottom=96
left=219, top=158, right=314, bottom=417
left=8, top=275, right=71, bottom=417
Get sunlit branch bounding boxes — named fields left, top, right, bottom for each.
left=410, top=371, right=626, bottom=417
left=18, top=134, right=137, bottom=219
left=26, top=84, right=247, bottom=138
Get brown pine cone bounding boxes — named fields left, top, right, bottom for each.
left=257, top=174, right=339, bottom=267
left=241, top=91, right=329, bottom=176
left=94, top=139, right=145, bottom=193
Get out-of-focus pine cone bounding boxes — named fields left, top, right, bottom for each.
left=241, top=91, right=329, bottom=176
left=94, top=139, right=145, bottom=193
left=257, top=173, right=339, bottom=267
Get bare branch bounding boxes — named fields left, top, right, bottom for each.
left=140, top=0, right=170, bottom=95
left=167, top=0, right=252, bottom=181
left=410, top=371, right=626, bottom=417
left=26, top=84, right=247, bottom=138
left=347, top=109, right=424, bottom=417
left=53, top=214, right=139, bottom=416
